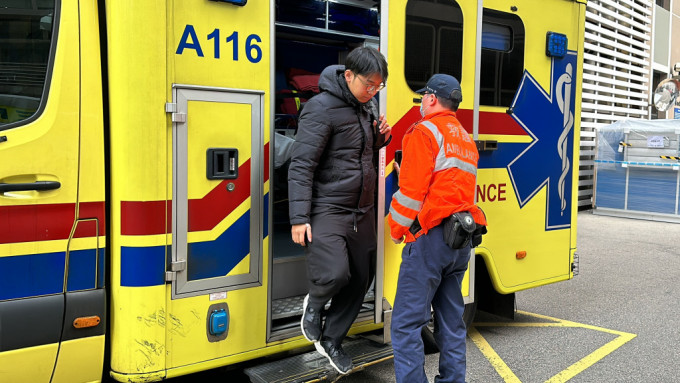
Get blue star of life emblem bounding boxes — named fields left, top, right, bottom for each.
left=507, top=52, right=577, bottom=230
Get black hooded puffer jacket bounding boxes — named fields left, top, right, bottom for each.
left=288, top=65, right=388, bottom=225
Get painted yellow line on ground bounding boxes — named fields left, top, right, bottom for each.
left=467, top=327, right=521, bottom=383
left=546, top=332, right=636, bottom=383
left=469, top=310, right=637, bottom=383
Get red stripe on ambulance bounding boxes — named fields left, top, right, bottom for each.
left=121, top=143, right=267, bottom=236
left=386, top=108, right=527, bottom=164
left=0, top=201, right=105, bottom=244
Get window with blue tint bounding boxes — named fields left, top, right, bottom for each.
left=404, top=0, right=463, bottom=92
left=482, top=23, right=512, bottom=51
left=480, top=9, right=525, bottom=107
left=328, top=2, right=379, bottom=37
left=0, top=0, right=56, bottom=130
left=275, top=0, right=327, bottom=29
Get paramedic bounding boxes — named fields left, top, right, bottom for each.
left=288, top=46, right=390, bottom=374
left=387, top=74, right=486, bottom=383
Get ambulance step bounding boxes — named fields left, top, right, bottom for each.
left=244, top=337, right=393, bottom=383
left=272, top=291, right=375, bottom=320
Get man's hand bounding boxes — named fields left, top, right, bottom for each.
left=391, top=236, right=403, bottom=244
left=374, top=114, right=391, bottom=139
left=393, top=161, right=400, bottom=176
left=291, top=223, right=312, bottom=246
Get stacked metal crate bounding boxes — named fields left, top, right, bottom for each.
left=594, top=119, right=680, bottom=222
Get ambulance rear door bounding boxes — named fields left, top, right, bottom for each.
left=382, top=0, right=479, bottom=314
left=382, top=0, right=583, bottom=306
left=473, top=0, right=583, bottom=292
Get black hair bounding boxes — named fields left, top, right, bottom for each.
left=345, top=46, right=388, bottom=81
left=435, top=95, right=459, bottom=112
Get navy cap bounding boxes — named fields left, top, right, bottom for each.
left=415, top=74, right=462, bottom=102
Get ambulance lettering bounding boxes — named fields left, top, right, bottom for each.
left=176, top=24, right=262, bottom=63
left=445, top=143, right=477, bottom=162
left=477, top=183, right=507, bottom=203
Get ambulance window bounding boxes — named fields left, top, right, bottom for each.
left=480, top=9, right=524, bottom=107
left=482, top=23, right=511, bottom=51
left=276, top=0, right=326, bottom=30
left=328, top=2, right=379, bottom=37
left=404, top=0, right=463, bottom=92
left=0, top=0, right=56, bottom=130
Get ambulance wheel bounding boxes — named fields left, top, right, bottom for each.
left=462, top=299, right=478, bottom=327
left=421, top=301, right=477, bottom=355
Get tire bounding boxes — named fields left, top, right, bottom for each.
left=421, top=322, right=439, bottom=355
left=421, top=301, right=477, bottom=355
left=462, top=298, right=478, bottom=328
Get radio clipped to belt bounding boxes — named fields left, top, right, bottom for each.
left=443, top=210, right=487, bottom=249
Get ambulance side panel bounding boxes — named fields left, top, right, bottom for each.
left=167, top=0, right=275, bottom=374
left=106, top=0, right=171, bottom=380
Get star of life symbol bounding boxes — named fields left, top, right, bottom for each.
left=556, top=64, right=574, bottom=215
left=507, top=52, right=576, bottom=230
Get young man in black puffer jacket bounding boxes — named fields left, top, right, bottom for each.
left=288, top=46, right=391, bottom=374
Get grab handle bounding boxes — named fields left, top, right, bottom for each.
left=0, top=181, right=61, bottom=192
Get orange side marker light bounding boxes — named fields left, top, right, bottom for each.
left=516, top=251, right=527, bottom=259
left=73, top=316, right=101, bottom=329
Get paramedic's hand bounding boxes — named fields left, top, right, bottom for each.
left=393, top=161, right=400, bottom=176
left=391, top=236, right=403, bottom=244
left=375, top=114, right=391, bottom=138
left=292, top=223, right=312, bottom=246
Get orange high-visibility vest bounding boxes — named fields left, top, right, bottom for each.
left=388, top=110, right=487, bottom=243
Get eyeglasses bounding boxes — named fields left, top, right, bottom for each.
left=355, top=74, right=385, bottom=93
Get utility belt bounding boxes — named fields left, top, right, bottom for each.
left=409, top=211, right=487, bottom=250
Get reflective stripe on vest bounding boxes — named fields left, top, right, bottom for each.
left=389, top=190, right=423, bottom=228
left=389, top=204, right=415, bottom=228
left=393, top=190, right=423, bottom=211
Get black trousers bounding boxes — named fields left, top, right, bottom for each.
left=305, top=208, right=376, bottom=346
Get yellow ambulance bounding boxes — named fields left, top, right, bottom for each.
left=0, top=0, right=585, bottom=381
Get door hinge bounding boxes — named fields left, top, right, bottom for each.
left=165, top=259, right=187, bottom=282
left=165, top=102, right=186, bottom=123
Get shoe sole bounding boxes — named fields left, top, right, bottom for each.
left=301, top=295, right=319, bottom=342
left=314, top=342, right=352, bottom=375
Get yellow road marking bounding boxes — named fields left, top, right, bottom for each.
left=468, top=326, right=521, bottom=383
left=469, top=310, right=637, bottom=383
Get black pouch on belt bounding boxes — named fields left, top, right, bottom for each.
left=471, top=222, right=488, bottom=247
left=443, top=211, right=476, bottom=249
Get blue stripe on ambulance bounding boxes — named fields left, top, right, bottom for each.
left=120, top=193, right=268, bottom=286
left=0, top=248, right=105, bottom=300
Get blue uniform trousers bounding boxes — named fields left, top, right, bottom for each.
left=391, top=224, right=471, bottom=383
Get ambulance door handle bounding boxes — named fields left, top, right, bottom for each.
left=0, top=181, right=61, bottom=192
left=207, top=148, right=238, bottom=180
left=475, top=140, right=498, bottom=152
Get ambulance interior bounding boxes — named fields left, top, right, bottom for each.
left=270, top=0, right=380, bottom=339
